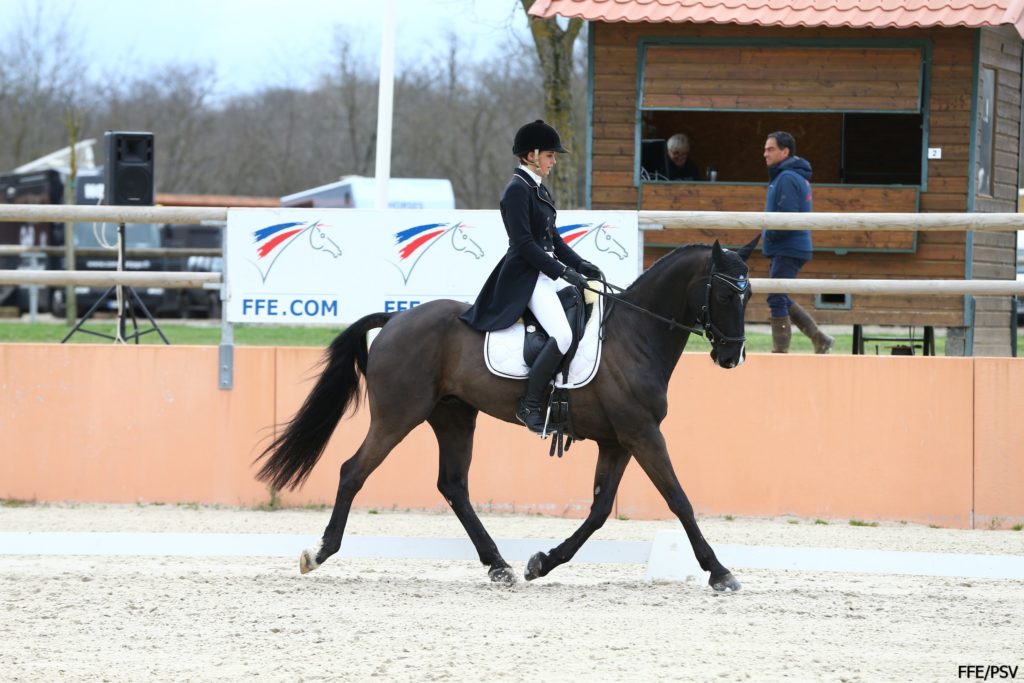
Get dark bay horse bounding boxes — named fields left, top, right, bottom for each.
left=256, top=237, right=758, bottom=591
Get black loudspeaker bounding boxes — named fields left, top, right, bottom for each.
left=104, top=131, right=154, bottom=206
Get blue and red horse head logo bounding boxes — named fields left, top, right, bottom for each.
left=390, top=221, right=484, bottom=284
left=559, top=222, right=628, bottom=260
left=251, top=220, right=341, bottom=282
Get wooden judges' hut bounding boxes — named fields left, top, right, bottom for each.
left=531, top=0, right=1024, bottom=355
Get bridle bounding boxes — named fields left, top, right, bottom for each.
left=697, top=264, right=749, bottom=347
left=581, top=260, right=749, bottom=349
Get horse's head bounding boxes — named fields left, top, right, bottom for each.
left=309, top=223, right=342, bottom=257
left=593, top=224, right=628, bottom=260
left=451, top=224, right=484, bottom=259
left=701, top=236, right=759, bottom=369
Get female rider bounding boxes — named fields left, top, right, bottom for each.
left=460, top=120, right=601, bottom=435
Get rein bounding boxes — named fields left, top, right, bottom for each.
left=582, top=279, right=705, bottom=336
left=581, top=263, right=749, bottom=345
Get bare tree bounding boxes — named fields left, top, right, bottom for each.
left=61, top=108, right=82, bottom=322
left=0, top=3, right=91, bottom=170
left=394, top=35, right=543, bottom=208
left=91, top=64, right=219, bottom=192
left=0, top=3, right=582, bottom=211
left=519, top=0, right=586, bottom=207
left=319, top=30, right=379, bottom=177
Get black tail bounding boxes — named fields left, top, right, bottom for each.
left=255, top=312, right=394, bottom=491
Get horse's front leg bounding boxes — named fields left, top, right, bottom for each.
left=630, top=428, right=741, bottom=592
left=428, top=400, right=516, bottom=584
left=525, top=441, right=630, bottom=581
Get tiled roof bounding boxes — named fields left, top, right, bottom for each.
left=528, top=0, right=1024, bottom=37
left=156, top=193, right=279, bottom=208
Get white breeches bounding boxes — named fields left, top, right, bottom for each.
left=528, top=271, right=574, bottom=354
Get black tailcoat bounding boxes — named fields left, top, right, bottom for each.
left=460, top=168, right=583, bottom=331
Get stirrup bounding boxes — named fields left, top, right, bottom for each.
left=516, top=402, right=551, bottom=439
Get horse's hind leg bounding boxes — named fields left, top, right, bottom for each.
left=300, top=415, right=422, bottom=574
left=428, top=399, right=516, bottom=585
left=524, top=441, right=630, bottom=581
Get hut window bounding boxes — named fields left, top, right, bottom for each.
left=640, top=110, right=922, bottom=185
left=841, top=113, right=923, bottom=185
left=638, top=43, right=925, bottom=186
left=976, top=67, right=996, bottom=197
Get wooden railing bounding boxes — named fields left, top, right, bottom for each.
left=0, top=205, right=1021, bottom=296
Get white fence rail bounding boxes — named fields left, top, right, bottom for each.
left=0, top=205, right=226, bottom=224
left=0, top=271, right=219, bottom=288
left=639, top=211, right=1024, bottom=232
left=749, top=279, right=1024, bottom=295
left=0, top=205, right=1021, bottom=296
left=2, top=271, right=1023, bottom=295
left=0, top=246, right=221, bottom=257
left=2, top=204, right=1024, bottom=231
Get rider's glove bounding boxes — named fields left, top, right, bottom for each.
left=578, top=260, right=603, bottom=280
left=561, top=267, right=589, bottom=289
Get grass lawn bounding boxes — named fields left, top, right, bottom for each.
left=0, top=320, right=340, bottom=347
left=11, top=318, right=1019, bottom=355
left=681, top=330, right=942, bottom=356
left=3, top=316, right=1022, bottom=355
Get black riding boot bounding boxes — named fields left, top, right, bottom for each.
left=516, top=337, right=565, bottom=436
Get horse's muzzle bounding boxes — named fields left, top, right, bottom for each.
left=711, top=343, right=746, bottom=369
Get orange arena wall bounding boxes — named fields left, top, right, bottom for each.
left=1, top=344, right=1021, bottom=529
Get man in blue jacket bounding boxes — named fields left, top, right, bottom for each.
left=762, top=131, right=834, bottom=354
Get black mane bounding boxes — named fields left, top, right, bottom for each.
left=625, top=243, right=709, bottom=293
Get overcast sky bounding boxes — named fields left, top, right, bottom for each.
left=1, top=0, right=534, bottom=95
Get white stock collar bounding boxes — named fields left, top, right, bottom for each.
left=518, top=164, right=543, bottom=186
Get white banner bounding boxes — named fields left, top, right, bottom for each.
left=225, top=208, right=640, bottom=324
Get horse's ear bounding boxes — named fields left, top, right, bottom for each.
left=736, top=235, right=760, bottom=262
left=711, top=239, right=727, bottom=267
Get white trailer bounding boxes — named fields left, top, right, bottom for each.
left=280, top=176, right=455, bottom=210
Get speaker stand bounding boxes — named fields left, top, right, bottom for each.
left=61, top=223, right=169, bottom=345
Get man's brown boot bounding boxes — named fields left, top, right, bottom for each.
left=789, top=302, right=834, bottom=354
left=770, top=316, right=791, bottom=353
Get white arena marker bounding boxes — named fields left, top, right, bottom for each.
left=645, top=531, right=1024, bottom=582
left=4, top=532, right=1022, bottom=581
left=0, top=532, right=319, bottom=557
left=644, top=531, right=704, bottom=581
left=0, top=533, right=649, bottom=564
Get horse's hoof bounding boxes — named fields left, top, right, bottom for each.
left=524, top=552, right=547, bottom=581
left=488, top=566, right=517, bottom=585
left=709, top=571, right=741, bottom=592
left=299, top=549, right=319, bottom=575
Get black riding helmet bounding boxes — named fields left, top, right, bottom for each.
left=512, top=119, right=569, bottom=156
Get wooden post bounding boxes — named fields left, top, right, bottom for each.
left=63, top=109, right=82, bottom=324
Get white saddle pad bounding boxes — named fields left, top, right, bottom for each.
left=484, top=291, right=603, bottom=389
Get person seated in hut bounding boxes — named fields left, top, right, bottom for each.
left=665, top=133, right=703, bottom=181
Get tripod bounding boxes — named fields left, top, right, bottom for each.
left=61, top=222, right=169, bottom=344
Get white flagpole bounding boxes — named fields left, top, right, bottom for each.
left=374, top=0, right=396, bottom=209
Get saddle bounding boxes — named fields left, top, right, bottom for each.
left=521, top=285, right=592, bottom=372
left=484, top=282, right=603, bottom=387
left=483, top=282, right=604, bottom=458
